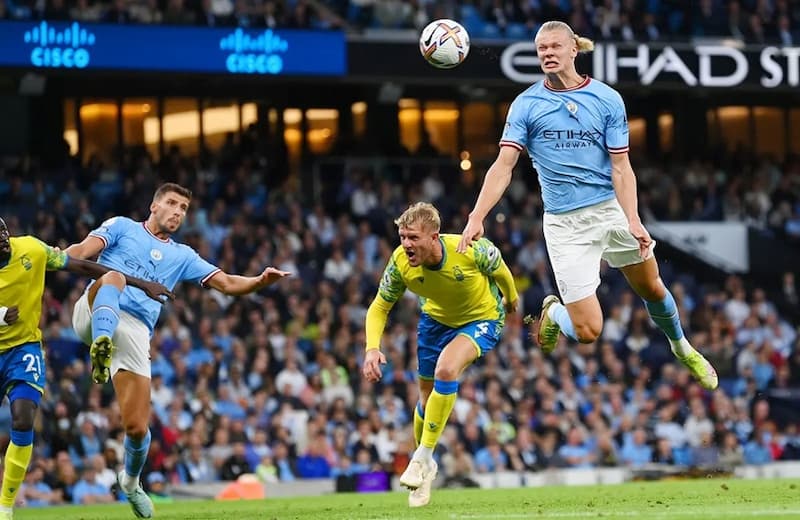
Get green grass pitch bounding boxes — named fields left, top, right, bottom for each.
left=14, top=479, right=800, bottom=520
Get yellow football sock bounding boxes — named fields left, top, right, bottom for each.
left=1, top=442, right=33, bottom=507
left=413, top=402, right=425, bottom=447
left=420, top=380, right=458, bottom=449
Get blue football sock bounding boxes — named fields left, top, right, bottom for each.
left=644, top=290, right=684, bottom=341
left=123, top=429, right=151, bottom=481
left=91, top=285, right=121, bottom=341
left=549, top=302, right=578, bottom=341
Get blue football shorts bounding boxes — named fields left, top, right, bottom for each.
left=0, top=342, right=46, bottom=404
left=416, top=313, right=502, bottom=380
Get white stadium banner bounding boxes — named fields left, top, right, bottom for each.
left=647, top=221, right=750, bottom=273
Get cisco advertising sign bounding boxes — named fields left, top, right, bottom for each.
left=0, top=21, right=346, bottom=76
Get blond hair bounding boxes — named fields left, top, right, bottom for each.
left=394, top=202, right=441, bottom=232
left=537, top=21, right=595, bottom=53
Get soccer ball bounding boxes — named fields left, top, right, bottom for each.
left=419, top=19, right=470, bottom=69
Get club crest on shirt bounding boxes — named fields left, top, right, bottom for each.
left=453, top=265, right=465, bottom=282
left=19, top=254, right=32, bottom=271
left=150, top=249, right=163, bottom=261
left=566, top=101, right=578, bottom=115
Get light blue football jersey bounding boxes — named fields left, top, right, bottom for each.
left=500, top=76, right=629, bottom=214
left=89, top=216, right=220, bottom=333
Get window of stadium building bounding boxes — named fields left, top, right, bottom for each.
left=715, top=106, right=750, bottom=153
left=77, top=99, right=119, bottom=164
left=121, top=98, right=159, bottom=160
left=462, top=102, right=497, bottom=160
left=352, top=101, right=367, bottom=138
left=659, top=113, right=674, bottom=154
left=63, top=99, right=77, bottom=157
left=283, top=108, right=339, bottom=158
left=712, top=106, right=793, bottom=158
left=753, top=107, right=786, bottom=159
left=792, top=109, right=800, bottom=155
left=628, top=117, right=646, bottom=156
left=200, top=100, right=258, bottom=152
left=398, top=98, right=422, bottom=153
left=159, top=98, right=201, bottom=156
left=423, top=101, right=459, bottom=157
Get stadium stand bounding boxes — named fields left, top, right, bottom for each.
left=0, top=133, right=798, bottom=505
left=1, top=0, right=799, bottom=43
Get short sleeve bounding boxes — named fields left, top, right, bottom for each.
left=605, top=92, right=629, bottom=154
left=34, top=238, right=68, bottom=271
left=473, top=238, right=502, bottom=275
left=182, top=250, right=221, bottom=286
left=499, top=98, right=527, bottom=151
left=377, top=256, right=406, bottom=303
left=89, top=216, right=125, bottom=250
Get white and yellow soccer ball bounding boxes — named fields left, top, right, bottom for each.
left=419, top=19, right=470, bottom=69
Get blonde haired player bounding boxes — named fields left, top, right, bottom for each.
left=458, top=21, right=717, bottom=390
left=362, top=202, right=518, bottom=507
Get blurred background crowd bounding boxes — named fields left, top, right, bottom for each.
left=0, top=127, right=799, bottom=507
left=1, top=0, right=799, bottom=44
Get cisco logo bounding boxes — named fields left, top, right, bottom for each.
left=24, top=21, right=95, bottom=69
left=220, top=28, right=289, bottom=74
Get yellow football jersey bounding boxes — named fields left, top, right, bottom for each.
left=374, top=234, right=516, bottom=329
left=0, top=236, right=67, bottom=349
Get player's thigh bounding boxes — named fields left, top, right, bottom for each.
left=0, top=343, right=46, bottom=407
left=437, top=319, right=502, bottom=378
left=601, top=200, right=656, bottom=270
left=543, top=212, right=603, bottom=304
left=72, top=293, right=93, bottom=346
left=110, top=312, right=152, bottom=380
left=417, top=314, right=457, bottom=381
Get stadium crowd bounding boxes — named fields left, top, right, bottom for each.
left=0, top=135, right=799, bottom=508
left=1, top=0, right=799, bottom=44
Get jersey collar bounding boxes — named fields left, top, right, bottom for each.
left=544, top=75, right=591, bottom=92
left=425, top=237, right=447, bottom=271
left=142, top=222, right=171, bottom=243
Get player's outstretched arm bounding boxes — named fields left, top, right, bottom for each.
left=362, top=296, right=394, bottom=382
left=40, top=239, right=174, bottom=303
left=610, top=152, right=652, bottom=259
left=458, top=146, right=521, bottom=253
left=66, top=256, right=175, bottom=303
left=204, top=266, right=291, bottom=296
left=65, top=235, right=106, bottom=260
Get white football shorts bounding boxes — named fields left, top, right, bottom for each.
left=543, top=198, right=656, bottom=304
left=72, top=293, right=152, bottom=379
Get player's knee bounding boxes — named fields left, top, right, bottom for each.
left=123, top=422, right=149, bottom=440
left=100, top=270, right=127, bottom=289
left=434, top=365, right=459, bottom=381
left=10, top=403, right=36, bottom=432
left=575, top=321, right=602, bottom=343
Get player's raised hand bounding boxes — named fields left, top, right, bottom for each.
left=362, top=349, right=387, bottom=382
left=140, top=281, right=175, bottom=304
left=503, top=297, right=518, bottom=315
left=260, top=266, right=292, bottom=286
left=1, top=305, right=19, bottom=325
left=628, top=220, right=653, bottom=259
left=457, top=217, right=485, bottom=253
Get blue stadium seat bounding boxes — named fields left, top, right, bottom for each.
left=505, top=23, right=530, bottom=40
left=481, top=23, right=502, bottom=39
left=673, top=445, right=693, bottom=466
